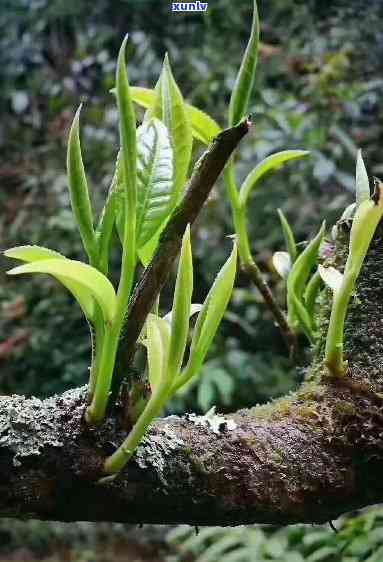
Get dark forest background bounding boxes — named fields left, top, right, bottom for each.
left=1, top=0, right=383, bottom=560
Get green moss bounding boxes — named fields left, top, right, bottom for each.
left=334, top=400, right=356, bottom=417
left=251, top=395, right=294, bottom=421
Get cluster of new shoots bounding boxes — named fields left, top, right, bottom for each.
left=4, top=29, right=238, bottom=475
left=104, top=226, right=237, bottom=474
left=321, top=152, right=383, bottom=377
left=273, top=217, right=326, bottom=343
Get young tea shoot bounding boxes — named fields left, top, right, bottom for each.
left=323, top=177, right=383, bottom=377
left=104, top=234, right=237, bottom=475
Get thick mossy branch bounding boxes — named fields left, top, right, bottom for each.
left=1, top=221, right=383, bottom=525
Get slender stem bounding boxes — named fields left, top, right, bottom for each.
left=104, top=382, right=170, bottom=474
left=172, top=365, right=197, bottom=394
left=86, top=324, right=120, bottom=424
left=225, top=159, right=296, bottom=355
left=324, top=269, right=357, bottom=377
left=224, top=159, right=241, bottom=209
left=87, top=309, right=105, bottom=400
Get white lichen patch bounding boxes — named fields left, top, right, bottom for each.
left=187, top=407, right=237, bottom=434
left=134, top=421, right=186, bottom=485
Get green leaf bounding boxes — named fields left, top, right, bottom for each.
left=122, top=86, right=221, bottom=145
left=7, top=258, right=117, bottom=324
left=137, top=230, right=161, bottom=267
left=168, top=225, right=193, bottom=379
left=239, top=150, right=310, bottom=207
left=67, top=104, right=98, bottom=264
left=356, top=149, right=370, bottom=206
left=287, top=222, right=326, bottom=339
left=136, top=118, right=174, bottom=249
left=347, top=181, right=383, bottom=274
left=180, top=243, right=238, bottom=386
left=228, top=0, right=260, bottom=126
left=4, top=245, right=63, bottom=262
left=4, top=245, right=95, bottom=321
left=272, top=251, right=292, bottom=280
left=277, top=209, right=297, bottom=261
left=156, top=55, right=193, bottom=205
left=144, top=314, right=170, bottom=393
left=96, top=150, right=124, bottom=275
left=303, top=269, right=323, bottom=319
left=116, top=33, right=137, bottom=303
left=187, top=105, right=221, bottom=145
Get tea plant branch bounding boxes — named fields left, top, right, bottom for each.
left=113, top=117, right=251, bottom=385
left=241, top=259, right=297, bottom=353
left=225, top=162, right=297, bottom=355
left=2, top=216, right=383, bottom=525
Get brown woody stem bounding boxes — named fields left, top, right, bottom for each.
left=112, top=118, right=251, bottom=393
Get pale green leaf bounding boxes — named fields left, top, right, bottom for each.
left=136, top=118, right=174, bottom=248
left=124, top=86, right=221, bottom=144
left=4, top=245, right=63, bottom=262
left=145, top=314, right=171, bottom=392
left=347, top=181, right=383, bottom=276
left=116, top=34, right=137, bottom=299
left=163, top=304, right=203, bottom=327
left=239, top=150, right=310, bottom=207
left=137, top=230, right=161, bottom=267
left=277, top=209, right=297, bottom=261
left=96, top=150, right=124, bottom=275
left=67, top=104, right=98, bottom=264
left=303, top=269, right=323, bottom=318
left=272, top=251, right=292, bottom=280
left=318, top=265, right=343, bottom=293
left=7, top=258, right=117, bottom=324
left=187, top=105, right=221, bottom=145
left=4, top=245, right=95, bottom=320
left=156, top=55, right=193, bottom=205
left=167, top=225, right=193, bottom=379
left=183, top=243, right=238, bottom=382
left=287, top=222, right=326, bottom=338
left=228, top=0, right=259, bottom=126
left=356, top=149, right=370, bottom=206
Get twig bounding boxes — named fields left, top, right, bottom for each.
left=113, top=117, right=251, bottom=393
left=241, top=260, right=297, bottom=356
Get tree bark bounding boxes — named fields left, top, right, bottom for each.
left=2, top=223, right=383, bottom=526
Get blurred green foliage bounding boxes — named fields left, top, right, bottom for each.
left=167, top=508, right=383, bottom=562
